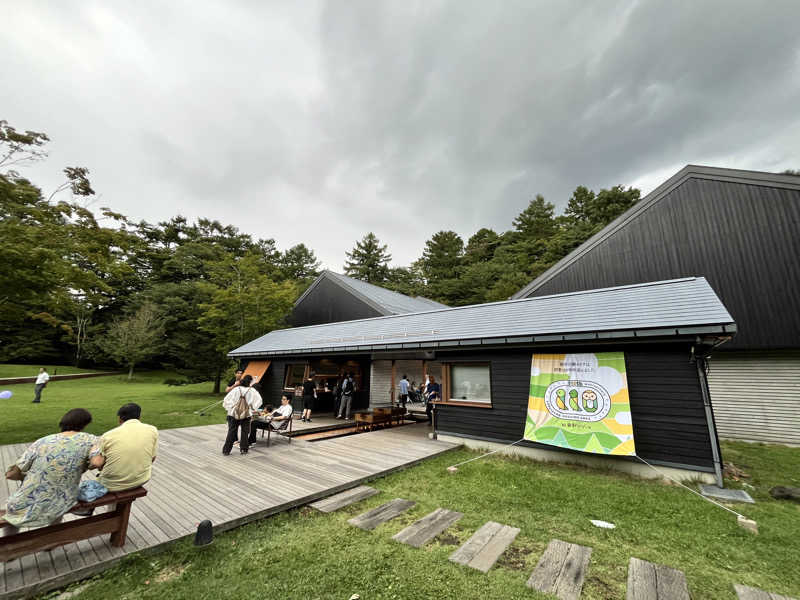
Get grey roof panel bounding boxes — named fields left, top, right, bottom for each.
left=295, top=270, right=448, bottom=315
left=230, top=277, right=734, bottom=357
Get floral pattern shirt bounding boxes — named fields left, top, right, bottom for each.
left=5, top=432, right=98, bottom=528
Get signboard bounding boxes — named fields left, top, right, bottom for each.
left=524, top=352, right=635, bottom=456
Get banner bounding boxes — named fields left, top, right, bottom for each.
left=524, top=352, right=635, bottom=456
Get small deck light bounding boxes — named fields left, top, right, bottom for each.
left=194, top=520, right=213, bottom=546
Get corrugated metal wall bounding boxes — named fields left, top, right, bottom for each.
left=708, top=350, right=800, bottom=445
left=370, top=360, right=393, bottom=407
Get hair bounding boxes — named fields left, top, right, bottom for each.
left=282, top=393, right=293, bottom=402
left=429, top=375, right=436, bottom=383
left=117, top=403, right=142, bottom=422
left=240, top=375, right=254, bottom=388
left=235, top=368, right=244, bottom=374
left=59, top=408, right=92, bottom=432
left=402, top=374, right=407, bottom=379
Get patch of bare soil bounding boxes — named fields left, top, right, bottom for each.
left=155, top=565, right=187, bottom=584
left=495, top=544, right=534, bottom=571
left=585, top=576, right=619, bottom=599
left=434, top=532, right=460, bottom=546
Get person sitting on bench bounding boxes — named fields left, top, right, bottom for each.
left=89, top=403, right=158, bottom=492
left=4, top=408, right=98, bottom=528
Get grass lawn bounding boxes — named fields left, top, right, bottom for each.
left=43, top=441, right=800, bottom=600
left=0, top=371, right=227, bottom=443
left=0, top=364, right=114, bottom=378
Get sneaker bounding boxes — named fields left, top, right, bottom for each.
left=306, top=418, right=312, bottom=423
left=222, top=452, right=230, bottom=456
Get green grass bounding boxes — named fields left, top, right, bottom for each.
left=0, top=364, right=113, bottom=378
left=0, top=370, right=227, bottom=443
left=41, top=441, right=800, bottom=600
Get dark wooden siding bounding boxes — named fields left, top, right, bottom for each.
left=292, top=277, right=383, bottom=327
left=526, top=178, right=800, bottom=350
left=435, top=345, right=714, bottom=471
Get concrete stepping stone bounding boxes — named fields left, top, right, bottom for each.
left=449, top=521, right=520, bottom=573
left=392, top=508, right=463, bottom=548
left=700, top=484, right=755, bottom=504
left=348, top=498, right=415, bottom=531
left=735, top=584, right=797, bottom=600
left=626, top=557, right=690, bottom=600
left=310, top=486, right=379, bottom=513
left=527, top=539, right=592, bottom=600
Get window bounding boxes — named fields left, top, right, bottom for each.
left=284, top=364, right=307, bottom=389
left=441, top=363, right=492, bottom=407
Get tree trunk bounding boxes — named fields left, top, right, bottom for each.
left=128, top=364, right=134, bottom=380
left=213, top=368, right=221, bottom=394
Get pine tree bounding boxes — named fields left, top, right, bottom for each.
left=343, top=232, right=392, bottom=283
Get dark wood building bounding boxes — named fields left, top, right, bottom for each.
left=292, top=270, right=446, bottom=327
left=231, top=277, right=735, bottom=484
left=513, top=166, right=800, bottom=445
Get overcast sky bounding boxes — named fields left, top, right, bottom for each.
left=4, top=1, right=800, bottom=269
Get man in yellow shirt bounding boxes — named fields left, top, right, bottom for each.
left=90, top=403, right=158, bottom=491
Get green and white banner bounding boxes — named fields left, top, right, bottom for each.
left=524, top=352, right=636, bottom=456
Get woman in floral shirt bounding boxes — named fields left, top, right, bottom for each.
left=4, top=408, right=98, bottom=528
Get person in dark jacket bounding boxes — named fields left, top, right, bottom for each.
left=300, top=374, right=317, bottom=423
left=425, top=375, right=440, bottom=425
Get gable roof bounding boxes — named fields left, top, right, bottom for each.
left=295, top=270, right=447, bottom=315
left=512, top=165, right=800, bottom=299
left=231, top=277, right=735, bottom=357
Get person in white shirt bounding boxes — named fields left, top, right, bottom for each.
left=33, top=368, right=50, bottom=403
left=221, top=375, right=262, bottom=455
left=247, top=393, right=294, bottom=445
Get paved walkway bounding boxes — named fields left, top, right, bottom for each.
left=0, top=422, right=456, bottom=599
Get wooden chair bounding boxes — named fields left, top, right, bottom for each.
left=265, top=415, right=293, bottom=446
left=0, top=486, right=147, bottom=561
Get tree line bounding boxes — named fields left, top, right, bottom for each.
left=1, top=118, right=640, bottom=388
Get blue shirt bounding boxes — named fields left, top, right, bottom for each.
left=399, top=379, right=409, bottom=394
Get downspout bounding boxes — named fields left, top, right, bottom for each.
left=693, top=337, right=731, bottom=488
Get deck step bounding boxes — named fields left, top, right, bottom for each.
left=527, top=539, right=592, bottom=600
left=449, top=521, right=520, bottom=573
left=626, top=557, right=690, bottom=600
left=392, top=508, right=463, bottom=548
left=348, top=499, right=415, bottom=531
left=735, top=584, right=797, bottom=600
left=310, top=486, right=379, bottom=513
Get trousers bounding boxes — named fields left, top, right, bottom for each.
left=223, top=417, right=251, bottom=454
left=338, top=394, right=353, bottom=419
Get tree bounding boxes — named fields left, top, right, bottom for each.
left=198, top=252, right=297, bottom=392
left=343, top=232, right=392, bottom=283
left=513, top=194, right=556, bottom=240
left=279, top=243, right=321, bottom=282
left=384, top=264, right=425, bottom=297
left=96, top=302, right=164, bottom=379
left=419, top=231, right=464, bottom=304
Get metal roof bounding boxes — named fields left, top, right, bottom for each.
left=294, top=270, right=447, bottom=315
left=230, top=277, right=735, bottom=357
left=512, top=165, right=800, bottom=299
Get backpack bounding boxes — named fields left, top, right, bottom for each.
left=232, top=389, right=250, bottom=420
left=343, top=378, right=354, bottom=395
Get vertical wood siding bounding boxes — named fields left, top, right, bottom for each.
left=435, top=346, right=715, bottom=470
left=291, top=276, right=382, bottom=326
left=370, top=360, right=394, bottom=407
left=526, top=178, right=800, bottom=350
left=708, top=350, right=800, bottom=444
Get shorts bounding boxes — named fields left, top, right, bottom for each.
left=302, top=395, right=314, bottom=410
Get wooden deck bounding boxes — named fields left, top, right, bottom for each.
left=1, top=422, right=457, bottom=599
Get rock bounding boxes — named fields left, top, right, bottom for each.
left=769, top=486, right=800, bottom=502
left=737, top=515, right=758, bottom=534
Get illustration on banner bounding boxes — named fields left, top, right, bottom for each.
left=524, top=352, right=636, bottom=456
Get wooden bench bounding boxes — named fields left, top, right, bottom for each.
left=0, top=486, right=147, bottom=561
left=355, top=412, right=391, bottom=431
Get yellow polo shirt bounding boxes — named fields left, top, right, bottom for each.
left=97, top=419, right=158, bottom=491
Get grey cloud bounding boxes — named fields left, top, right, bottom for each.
left=3, top=0, right=799, bottom=268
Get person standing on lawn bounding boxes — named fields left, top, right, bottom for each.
left=300, top=373, right=317, bottom=422
left=221, top=375, right=262, bottom=455
left=89, top=403, right=158, bottom=491
left=32, top=367, right=49, bottom=403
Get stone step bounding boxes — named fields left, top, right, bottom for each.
left=626, top=557, right=690, bottom=600
left=392, top=508, right=463, bottom=548
left=449, top=521, right=520, bottom=573
left=348, top=498, right=416, bottom=531
left=527, top=539, right=592, bottom=600
left=310, top=486, right=379, bottom=513
left=735, top=584, right=797, bottom=600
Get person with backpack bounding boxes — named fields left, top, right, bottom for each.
left=337, top=372, right=355, bottom=420
left=222, top=375, right=262, bottom=455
